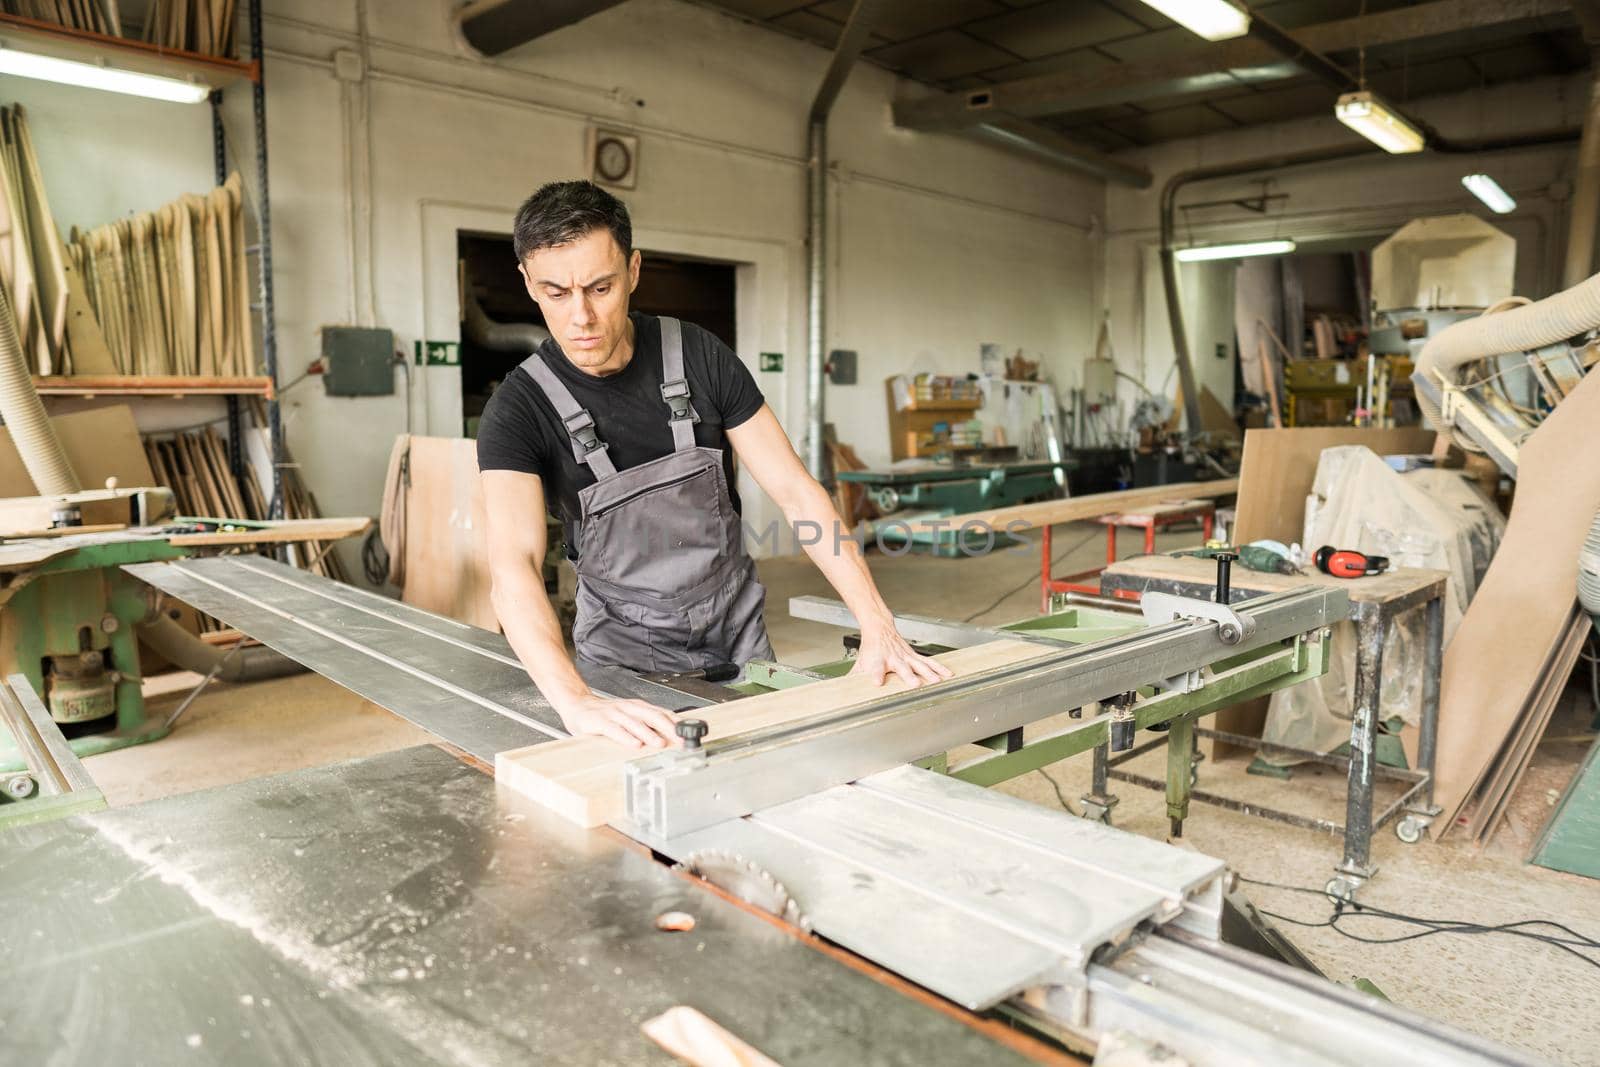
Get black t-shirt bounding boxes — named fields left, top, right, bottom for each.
left=476, top=313, right=765, bottom=556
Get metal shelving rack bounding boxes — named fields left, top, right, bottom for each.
left=1, top=2, right=283, bottom=518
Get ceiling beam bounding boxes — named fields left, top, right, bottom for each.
left=971, top=115, right=1152, bottom=187
left=893, top=0, right=1572, bottom=131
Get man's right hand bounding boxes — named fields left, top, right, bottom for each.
left=556, top=692, right=683, bottom=749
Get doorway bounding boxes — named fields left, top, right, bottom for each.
left=456, top=231, right=737, bottom=435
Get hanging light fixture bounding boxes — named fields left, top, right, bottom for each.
left=1174, top=239, right=1297, bottom=263
left=0, top=40, right=213, bottom=104
left=1136, top=0, right=1250, bottom=41
left=1334, top=91, right=1426, bottom=154
left=1461, top=173, right=1516, bottom=214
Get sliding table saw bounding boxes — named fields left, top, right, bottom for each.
left=0, top=555, right=1536, bottom=1066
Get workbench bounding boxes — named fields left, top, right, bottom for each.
left=1098, top=554, right=1448, bottom=897
left=838, top=459, right=1067, bottom=555
left=1041, top=499, right=1216, bottom=608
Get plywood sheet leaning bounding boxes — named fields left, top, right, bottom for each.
left=1430, top=368, right=1600, bottom=836
left=0, top=405, right=153, bottom=497
left=399, top=436, right=498, bottom=629
left=496, top=639, right=1053, bottom=828
left=1463, top=612, right=1588, bottom=845
left=1231, top=427, right=1437, bottom=545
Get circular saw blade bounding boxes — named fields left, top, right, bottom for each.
left=680, top=850, right=810, bottom=932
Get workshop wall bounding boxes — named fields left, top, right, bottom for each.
left=15, top=0, right=1105, bottom=567
left=1101, top=72, right=1593, bottom=421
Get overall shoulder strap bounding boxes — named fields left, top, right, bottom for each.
left=519, top=353, right=618, bottom=479
left=656, top=316, right=701, bottom=452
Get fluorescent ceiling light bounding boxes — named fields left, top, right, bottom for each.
left=1335, top=91, right=1425, bottom=154
left=1138, top=0, right=1250, bottom=41
left=0, top=44, right=211, bottom=104
left=1175, top=239, right=1296, bottom=262
left=1461, top=173, right=1516, bottom=214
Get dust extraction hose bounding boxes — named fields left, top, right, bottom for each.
left=137, top=616, right=306, bottom=684
left=0, top=283, right=79, bottom=495
left=1415, top=271, right=1600, bottom=436
left=1581, top=507, right=1600, bottom=634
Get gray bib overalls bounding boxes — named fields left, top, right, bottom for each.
left=519, top=316, right=775, bottom=674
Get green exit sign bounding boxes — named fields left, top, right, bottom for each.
left=414, top=340, right=460, bottom=366
left=759, top=352, right=783, bottom=372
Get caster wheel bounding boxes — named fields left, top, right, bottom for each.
left=1324, top=877, right=1358, bottom=903
left=1395, top=815, right=1425, bottom=844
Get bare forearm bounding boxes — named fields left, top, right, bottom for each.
left=788, top=483, right=895, bottom=635
left=491, top=564, right=589, bottom=712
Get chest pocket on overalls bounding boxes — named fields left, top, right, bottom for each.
left=578, top=447, right=733, bottom=595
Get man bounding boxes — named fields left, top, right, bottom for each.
left=479, top=181, right=950, bottom=750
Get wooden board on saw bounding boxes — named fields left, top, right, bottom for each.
left=496, top=639, right=1053, bottom=828
left=0, top=405, right=153, bottom=496
left=1428, top=368, right=1600, bottom=837
left=400, top=435, right=498, bottom=630
left=910, top=479, right=1238, bottom=536
left=1212, top=426, right=1433, bottom=758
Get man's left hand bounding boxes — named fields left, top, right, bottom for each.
left=851, top=628, right=954, bottom=688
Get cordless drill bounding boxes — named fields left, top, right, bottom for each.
left=1314, top=546, right=1390, bottom=579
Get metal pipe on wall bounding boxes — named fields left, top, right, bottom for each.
left=804, top=0, right=888, bottom=481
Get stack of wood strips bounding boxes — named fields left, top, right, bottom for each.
left=141, top=0, right=236, bottom=57
left=1, top=104, right=118, bottom=376
left=144, top=421, right=351, bottom=583
left=68, top=172, right=253, bottom=377
left=144, top=425, right=264, bottom=522
left=0, top=1, right=121, bottom=35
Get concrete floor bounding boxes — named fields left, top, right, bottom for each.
left=86, top=523, right=1600, bottom=1065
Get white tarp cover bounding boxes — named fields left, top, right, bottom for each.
left=1260, top=446, right=1505, bottom=760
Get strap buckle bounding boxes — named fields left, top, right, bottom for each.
left=660, top=378, right=698, bottom=422
left=562, top=410, right=605, bottom=454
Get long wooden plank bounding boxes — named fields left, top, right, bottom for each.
left=495, top=639, right=1054, bottom=828
left=1431, top=369, right=1600, bottom=834
left=165, top=516, right=371, bottom=545
left=909, top=479, right=1237, bottom=536
left=12, top=106, right=68, bottom=361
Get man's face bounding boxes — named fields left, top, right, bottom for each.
left=519, top=229, right=641, bottom=373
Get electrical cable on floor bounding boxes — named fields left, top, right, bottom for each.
left=1237, top=875, right=1600, bottom=972
left=963, top=527, right=1101, bottom=622
left=1035, top=767, right=1080, bottom=817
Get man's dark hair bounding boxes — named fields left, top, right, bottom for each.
left=512, top=181, right=633, bottom=263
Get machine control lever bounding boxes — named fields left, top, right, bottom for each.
left=1213, top=551, right=1237, bottom=603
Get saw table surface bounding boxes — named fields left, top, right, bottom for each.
left=0, top=744, right=1047, bottom=1066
